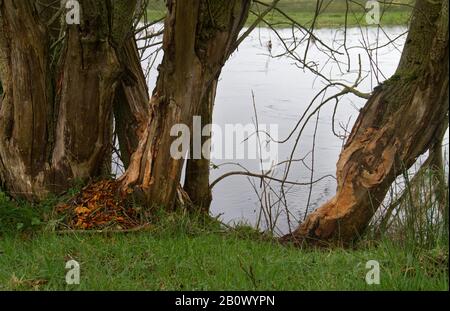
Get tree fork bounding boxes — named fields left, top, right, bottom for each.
left=118, top=0, right=251, bottom=210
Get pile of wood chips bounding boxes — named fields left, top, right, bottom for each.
left=56, top=180, right=141, bottom=231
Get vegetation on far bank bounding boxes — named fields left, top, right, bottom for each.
left=146, top=0, right=414, bottom=28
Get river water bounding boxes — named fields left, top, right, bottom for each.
left=138, top=25, right=448, bottom=235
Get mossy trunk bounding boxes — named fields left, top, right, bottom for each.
left=119, top=0, right=250, bottom=209
left=0, top=0, right=139, bottom=199
left=282, top=0, right=449, bottom=245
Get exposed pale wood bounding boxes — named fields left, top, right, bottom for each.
left=282, top=0, right=449, bottom=245
left=119, top=0, right=251, bottom=209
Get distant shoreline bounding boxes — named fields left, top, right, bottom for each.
left=145, top=0, right=413, bottom=29
left=145, top=10, right=410, bottom=29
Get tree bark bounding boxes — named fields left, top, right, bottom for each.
left=119, top=0, right=250, bottom=210
left=282, top=0, right=449, bottom=245
left=113, top=36, right=150, bottom=169
left=183, top=79, right=218, bottom=212
left=0, top=0, right=138, bottom=199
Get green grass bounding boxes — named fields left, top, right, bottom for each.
left=145, top=0, right=414, bottom=28
left=0, top=211, right=447, bottom=291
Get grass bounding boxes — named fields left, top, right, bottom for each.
left=0, top=199, right=447, bottom=291
left=145, top=0, right=414, bottom=28
left=0, top=231, right=447, bottom=291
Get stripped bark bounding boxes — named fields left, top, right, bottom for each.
left=282, top=0, right=449, bottom=245
left=119, top=0, right=250, bottom=209
left=113, top=37, right=150, bottom=169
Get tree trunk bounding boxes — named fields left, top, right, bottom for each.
left=183, top=79, right=218, bottom=212
left=0, top=0, right=138, bottom=200
left=282, top=0, right=449, bottom=245
left=119, top=0, right=250, bottom=209
left=113, top=37, right=150, bottom=169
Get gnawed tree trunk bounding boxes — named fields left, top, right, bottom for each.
left=0, top=0, right=139, bottom=200
left=119, top=0, right=250, bottom=209
left=113, top=37, right=150, bottom=169
left=282, top=0, right=449, bottom=245
left=183, top=79, right=218, bottom=212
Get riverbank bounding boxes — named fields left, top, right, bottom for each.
left=145, top=0, right=413, bottom=28
left=0, top=196, right=447, bottom=290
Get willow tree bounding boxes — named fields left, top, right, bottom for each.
left=283, top=0, right=449, bottom=245
left=0, top=0, right=250, bottom=212
left=0, top=0, right=150, bottom=200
